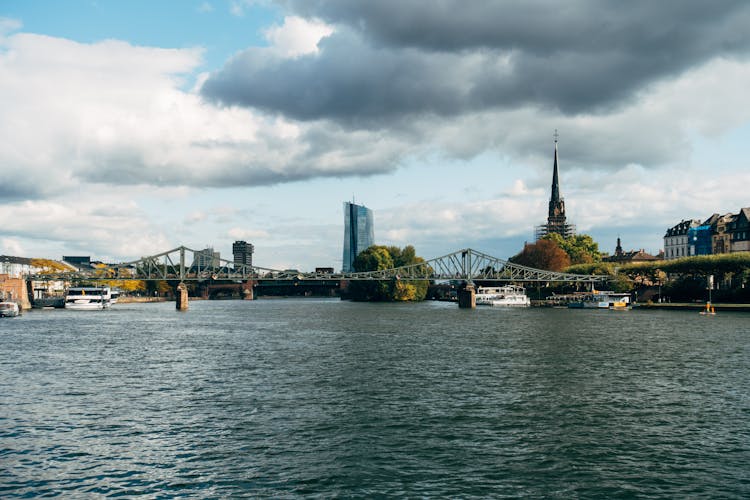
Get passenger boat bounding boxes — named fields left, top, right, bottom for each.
left=0, top=301, right=20, bottom=317
left=567, top=290, right=631, bottom=310
left=64, top=287, right=112, bottom=310
left=475, top=285, right=530, bottom=307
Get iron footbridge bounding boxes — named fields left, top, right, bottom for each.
left=29, top=246, right=608, bottom=285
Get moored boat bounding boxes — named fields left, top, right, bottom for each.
left=568, top=290, right=631, bottom=310
left=476, top=285, right=530, bottom=307
left=0, top=301, right=20, bottom=317
left=65, top=287, right=112, bottom=310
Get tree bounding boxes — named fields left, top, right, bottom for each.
left=510, top=239, right=571, bottom=271
left=92, top=264, right=147, bottom=294
left=544, top=233, right=602, bottom=264
left=347, top=245, right=429, bottom=301
left=30, top=258, right=72, bottom=274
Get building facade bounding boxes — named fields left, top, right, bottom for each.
left=729, top=208, right=750, bottom=253
left=342, top=201, right=375, bottom=272
left=232, top=240, right=254, bottom=267
left=664, top=207, right=750, bottom=258
left=535, top=136, right=576, bottom=240
left=664, top=219, right=700, bottom=259
left=712, top=213, right=734, bottom=254
left=688, top=223, right=713, bottom=256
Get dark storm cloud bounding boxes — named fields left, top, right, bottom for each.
left=202, top=0, right=750, bottom=123
left=283, top=0, right=749, bottom=54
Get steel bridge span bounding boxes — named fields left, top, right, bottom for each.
left=30, top=246, right=607, bottom=285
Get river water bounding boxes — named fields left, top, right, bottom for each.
left=2, top=299, right=749, bottom=498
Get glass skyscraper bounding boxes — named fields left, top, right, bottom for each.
left=342, top=201, right=375, bottom=272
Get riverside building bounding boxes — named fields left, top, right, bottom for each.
left=342, top=201, right=374, bottom=272
left=663, top=208, right=750, bottom=259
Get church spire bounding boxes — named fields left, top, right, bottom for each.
left=547, top=130, right=565, bottom=220
left=535, top=130, right=576, bottom=241
left=551, top=131, right=560, bottom=204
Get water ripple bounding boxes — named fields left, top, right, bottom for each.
left=1, top=301, right=749, bottom=497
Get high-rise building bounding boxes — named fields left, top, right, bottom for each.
left=342, top=201, right=375, bottom=272
left=232, top=240, right=254, bottom=267
left=192, top=247, right=220, bottom=269
left=535, top=133, right=576, bottom=240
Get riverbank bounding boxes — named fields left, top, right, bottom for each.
left=635, top=302, right=750, bottom=312
left=117, top=296, right=167, bottom=303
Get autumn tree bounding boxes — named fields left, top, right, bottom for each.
left=92, top=264, right=147, bottom=294
left=30, top=258, right=72, bottom=274
left=510, top=239, right=571, bottom=271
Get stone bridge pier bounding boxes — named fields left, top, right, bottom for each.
left=458, top=283, right=476, bottom=309
left=176, top=282, right=188, bottom=311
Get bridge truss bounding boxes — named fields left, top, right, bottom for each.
left=29, top=246, right=607, bottom=285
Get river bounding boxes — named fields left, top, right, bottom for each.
left=2, top=299, right=749, bottom=497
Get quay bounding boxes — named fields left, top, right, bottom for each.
left=635, top=302, right=750, bottom=312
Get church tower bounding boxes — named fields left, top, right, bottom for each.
left=535, top=131, right=576, bottom=240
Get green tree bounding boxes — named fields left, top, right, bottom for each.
left=544, top=233, right=602, bottom=264
left=348, top=245, right=429, bottom=301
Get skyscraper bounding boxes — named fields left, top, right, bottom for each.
left=535, top=133, right=576, bottom=240
left=232, top=240, right=254, bottom=267
left=342, top=201, right=375, bottom=272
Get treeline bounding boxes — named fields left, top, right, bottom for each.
left=508, top=235, right=750, bottom=301
left=567, top=252, right=750, bottom=277
left=566, top=252, right=750, bottom=302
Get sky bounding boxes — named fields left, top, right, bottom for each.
left=1, top=0, right=750, bottom=271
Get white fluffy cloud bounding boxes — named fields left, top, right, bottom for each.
left=263, top=16, right=333, bottom=57
left=0, top=196, right=172, bottom=260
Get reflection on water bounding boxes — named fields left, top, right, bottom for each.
left=1, top=300, right=749, bottom=497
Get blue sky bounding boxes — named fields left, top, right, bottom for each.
left=1, top=1, right=749, bottom=270
left=1, top=1, right=277, bottom=69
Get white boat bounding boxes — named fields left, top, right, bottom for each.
left=476, top=285, right=531, bottom=307
left=568, top=290, right=631, bottom=310
left=65, top=287, right=112, bottom=310
left=0, top=301, right=20, bottom=317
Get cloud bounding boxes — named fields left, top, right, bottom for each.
left=228, top=227, right=270, bottom=240
left=2, top=238, right=24, bottom=255
left=197, top=2, right=214, bottom=14
left=0, top=198, right=172, bottom=260
left=0, top=16, right=21, bottom=36
left=205, top=1, right=750, bottom=120
left=0, top=30, right=416, bottom=198
left=263, top=16, right=333, bottom=57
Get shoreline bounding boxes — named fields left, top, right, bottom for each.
left=116, top=297, right=167, bottom=303
left=635, top=302, right=750, bottom=312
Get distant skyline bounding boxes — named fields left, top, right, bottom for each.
left=2, top=1, right=750, bottom=270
